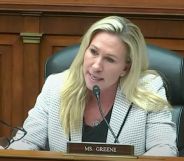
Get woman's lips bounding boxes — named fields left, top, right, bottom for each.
left=89, top=73, right=103, bottom=81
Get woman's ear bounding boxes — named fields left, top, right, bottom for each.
left=124, top=63, right=131, bottom=72
left=120, top=63, right=131, bottom=77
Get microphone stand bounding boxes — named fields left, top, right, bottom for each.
left=93, top=85, right=120, bottom=143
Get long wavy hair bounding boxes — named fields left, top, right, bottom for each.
left=60, top=16, right=170, bottom=136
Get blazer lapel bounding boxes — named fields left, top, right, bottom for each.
left=106, top=87, right=132, bottom=143
left=69, top=88, right=132, bottom=143
left=70, top=119, right=83, bottom=142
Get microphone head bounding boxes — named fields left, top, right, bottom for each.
left=93, top=85, right=100, bottom=99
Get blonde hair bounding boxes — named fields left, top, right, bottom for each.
left=61, top=16, right=170, bottom=135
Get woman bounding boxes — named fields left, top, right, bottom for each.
left=7, top=16, right=177, bottom=156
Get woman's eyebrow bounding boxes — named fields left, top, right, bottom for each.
left=105, top=54, right=118, bottom=60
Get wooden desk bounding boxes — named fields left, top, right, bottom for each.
left=0, top=150, right=183, bottom=161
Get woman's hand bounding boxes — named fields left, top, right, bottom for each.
left=0, top=145, right=5, bottom=149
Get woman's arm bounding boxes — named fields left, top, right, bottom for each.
left=8, top=75, right=55, bottom=150
left=144, top=75, right=178, bottom=156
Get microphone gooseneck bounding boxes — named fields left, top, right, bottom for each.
left=92, top=85, right=120, bottom=143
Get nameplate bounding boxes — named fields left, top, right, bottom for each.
left=67, top=142, right=134, bottom=155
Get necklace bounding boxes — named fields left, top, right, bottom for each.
left=90, top=119, right=101, bottom=127
left=89, top=105, right=113, bottom=127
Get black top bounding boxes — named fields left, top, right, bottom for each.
left=82, top=108, right=112, bottom=143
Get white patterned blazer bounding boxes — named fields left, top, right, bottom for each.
left=9, top=71, right=177, bottom=156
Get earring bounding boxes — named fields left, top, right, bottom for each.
left=120, top=73, right=124, bottom=77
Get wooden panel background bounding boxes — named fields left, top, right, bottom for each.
left=0, top=34, right=23, bottom=136
left=0, top=0, right=183, bottom=137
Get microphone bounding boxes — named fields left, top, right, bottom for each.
left=92, top=85, right=120, bottom=143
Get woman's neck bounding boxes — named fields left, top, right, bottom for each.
left=84, top=85, right=118, bottom=126
left=89, top=84, right=118, bottom=109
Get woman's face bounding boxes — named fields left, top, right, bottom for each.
left=83, top=32, right=129, bottom=91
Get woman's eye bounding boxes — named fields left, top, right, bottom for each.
left=106, top=57, right=115, bottom=63
left=90, top=48, right=98, bottom=55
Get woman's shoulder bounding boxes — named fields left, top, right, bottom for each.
left=42, top=70, right=69, bottom=90
left=140, top=70, right=163, bottom=82
left=139, top=71, right=164, bottom=91
left=45, top=70, right=69, bottom=84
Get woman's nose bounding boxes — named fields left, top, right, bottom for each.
left=92, top=58, right=103, bottom=71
